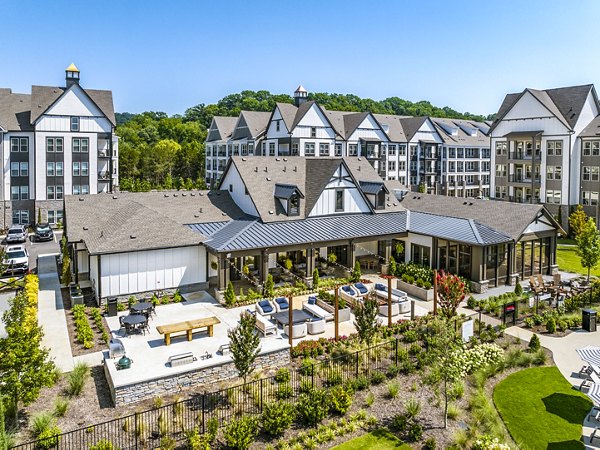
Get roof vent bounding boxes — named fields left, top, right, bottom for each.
left=190, top=192, right=196, bottom=196
left=164, top=194, right=170, bottom=197
left=215, top=191, right=221, bottom=196
left=463, top=201, right=468, bottom=205
left=112, top=195, right=118, bottom=199
left=357, top=157, right=362, bottom=161
left=83, top=226, right=88, bottom=230
left=393, top=203, right=397, bottom=206
left=199, top=192, right=204, bottom=196
left=276, top=157, right=281, bottom=161
left=294, top=166, right=297, bottom=172
left=242, top=157, right=247, bottom=161
left=387, top=203, right=391, bottom=207
left=357, top=166, right=361, bottom=171
left=283, top=158, right=288, bottom=162
left=79, top=197, right=84, bottom=201
left=199, top=207, right=203, bottom=213
left=469, top=202, right=473, bottom=206
left=283, top=166, right=287, bottom=172
left=266, top=177, right=272, bottom=181
left=173, top=193, right=178, bottom=197
left=254, top=167, right=258, bottom=172
left=181, top=193, right=186, bottom=197
left=269, top=210, right=274, bottom=214
left=194, top=214, right=199, bottom=218
left=221, top=212, right=227, bottom=216
left=264, top=166, right=268, bottom=172
left=130, top=235, right=136, bottom=239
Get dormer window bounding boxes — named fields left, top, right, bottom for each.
left=311, top=127, right=317, bottom=138
left=376, top=190, right=386, bottom=210
left=289, top=195, right=300, bottom=216
left=276, top=120, right=281, bottom=132
left=335, top=189, right=344, bottom=212
left=71, top=116, right=79, bottom=132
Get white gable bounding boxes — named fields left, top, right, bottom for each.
left=411, top=119, right=443, bottom=143
left=220, top=164, right=258, bottom=216
left=503, top=91, right=558, bottom=121
left=266, top=106, right=289, bottom=138
left=347, top=115, right=389, bottom=142
left=522, top=217, right=556, bottom=234
left=44, top=85, right=104, bottom=118
left=574, top=90, right=600, bottom=132
left=308, top=164, right=371, bottom=216
left=296, top=103, right=330, bottom=128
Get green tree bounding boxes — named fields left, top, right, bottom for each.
left=61, top=238, right=72, bottom=286
left=163, top=173, right=173, bottom=190
left=418, top=182, right=426, bottom=193
left=576, top=217, right=600, bottom=282
left=37, top=208, right=42, bottom=224
left=350, top=260, right=362, bottom=283
left=224, top=281, right=236, bottom=307
left=436, top=271, right=467, bottom=318
left=228, top=312, right=261, bottom=384
left=569, top=204, right=588, bottom=239
left=312, top=268, right=320, bottom=288
left=0, top=292, right=57, bottom=424
left=264, top=274, right=274, bottom=298
left=388, top=255, right=397, bottom=276
left=353, top=292, right=379, bottom=343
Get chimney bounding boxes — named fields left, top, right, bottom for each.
left=65, top=63, right=80, bottom=88
left=294, top=85, right=308, bottom=107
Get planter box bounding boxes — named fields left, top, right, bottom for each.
left=397, top=280, right=434, bottom=301
left=316, top=298, right=351, bottom=322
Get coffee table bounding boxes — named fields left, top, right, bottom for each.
left=272, top=309, right=314, bottom=327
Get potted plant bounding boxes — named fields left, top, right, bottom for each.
left=210, top=261, right=218, bottom=271
left=242, top=264, right=250, bottom=276
left=284, top=258, right=293, bottom=271
left=327, top=253, right=337, bottom=265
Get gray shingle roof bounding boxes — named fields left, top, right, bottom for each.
left=207, top=116, right=237, bottom=142
left=372, top=114, right=408, bottom=142
left=399, top=117, right=428, bottom=141
left=65, top=190, right=245, bottom=255
left=431, top=117, right=490, bottom=147
left=30, top=85, right=116, bottom=126
left=579, top=115, right=600, bottom=138
left=276, top=102, right=298, bottom=131
left=399, top=192, right=547, bottom=241
left=0, top=89, right=34, bottom=131
left=240, top=111, right=271, bottom=139
left=343, top=112, right=370, bottom=139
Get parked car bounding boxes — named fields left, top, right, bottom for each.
left=3, top=245, right=29, bottom=274
left=34, top=223, right=54, bottom=242
left=6, top=225, right=27, bottom=243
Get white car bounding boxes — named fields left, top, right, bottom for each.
left=3, top=245, right=29, bottom=274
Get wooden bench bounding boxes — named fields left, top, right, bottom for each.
left=156, top=316, right=221, bottom=346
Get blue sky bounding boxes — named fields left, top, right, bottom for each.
left=2, top=0, right=599, bottom=116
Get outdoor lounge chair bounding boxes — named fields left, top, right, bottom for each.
left=338, top=285, right=361, bottom=305
left=284, top=322, right=307, bottom=339
left=255, top=313, right=277, bottom=337
left=307, top=318, right=326, bottom=335
left=378, top=302, right=400, bottom=318
left=354, top=282, right=369, bottom=296
left=274, top=297, right=289, bottom=312
left=580, top=371, right=600, bottom=391
left=256, top=299, right=276, bottom=317
left=303, top=296, right=334, bottom=321
left=579, top=364, right=600, bottom=378
left=374, top=283, right=410, bottom=313
left=591, top=426, right=600, bottom=443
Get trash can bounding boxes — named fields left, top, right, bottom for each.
left=107, top=297, right=118, bottom=317
left=583, top=308, right=597, bottom=332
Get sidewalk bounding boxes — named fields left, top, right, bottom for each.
left=37, top=253, right=74, bottom=372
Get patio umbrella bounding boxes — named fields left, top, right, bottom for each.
left=586, top=383, right=600, bottom=406
left=577, top=346, right=600, bottom=367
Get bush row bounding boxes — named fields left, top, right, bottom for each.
left=72, top=304, right=94, bottom=349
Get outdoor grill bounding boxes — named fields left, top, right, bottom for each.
left=116, top=355, right=132, bottom=370
left=109, top=338, right=125, bottom=359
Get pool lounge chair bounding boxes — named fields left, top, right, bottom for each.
left=580, top=370, right=600, bottom=391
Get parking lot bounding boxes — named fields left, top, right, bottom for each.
left=1, top=229, right=62, bottom=276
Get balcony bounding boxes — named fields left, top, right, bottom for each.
left=509, top=152, right=541, bottom=161
left=98, top=149, right=111, bottom=158
left=508, top=174, right=541, bottom=184
left=508, top=196, right=541, bottom=204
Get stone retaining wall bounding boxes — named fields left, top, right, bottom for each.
left=105, top=347, right=290, bottom=405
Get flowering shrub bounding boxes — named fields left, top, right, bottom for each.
left=472, top=435, right=510, bottom=450
left=447, top=343, right=504, bottom=378
left=396, top=262, right=434, bottom=282
left=436, top=271, right=467, bottom=317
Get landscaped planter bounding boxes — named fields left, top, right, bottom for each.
left=396, top=279, right=434, bottom=301
left=316, top=298, right=351, bottom=322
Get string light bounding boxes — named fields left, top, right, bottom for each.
left=354, top=243, right=387, bottom=265
left=275, top=261, right=305, bottom=282
left=226, top=259, right=262, bottom=288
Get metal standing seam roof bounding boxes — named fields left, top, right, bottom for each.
left=274, top=184, right=303, bottom=199
left=358, top=180, right=385, bottom=195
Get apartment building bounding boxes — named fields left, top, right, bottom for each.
left=489, top=84, right=600, bottom=221
left=205, top=87, right=491, bottom=195
left=0, top=64, right=118, bottom=226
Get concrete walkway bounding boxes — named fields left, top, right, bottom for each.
left=37, top=254, right=74, bottom=372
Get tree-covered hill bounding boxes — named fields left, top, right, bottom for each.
left=115, top=90, right=493, bottom=191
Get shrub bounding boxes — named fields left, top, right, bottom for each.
left=415, top=279, right=424, bottom=288
left=296, top=389, right=329, bottom=426
left=37, top=425, right=61, bottom=450
left=329, top=385, right=353, bottom=415
left=546, top=317, right=556, bottom=334
left=223, top=416, right=259, bottom=450
left=386, top=363, right=400, bottom=378
left=403, top=330, right=418, bottom=343
left=532, top=314, right=543, bottom=326
left=533, top=349, right=547, bottom=365
left=31, top=411, right=54, bottom=437
left=524, top=317, right=535, bottom=328
left=447, top=403, right=460, bottom=420
left=404, top=397, right=421, bottom=418
left=72, top=304, right=94, bottom=348
left=408, top=422, right=423, bottom=441
left=66, top=362, right=89, bottom=397
left=387, top=381, right=400, bottom=399
left=224, top=281, right=236, bottom=307
left=274, top=367, right=291, bottom=383
left=159, top=436, right=176, bottom=450
left=276, top=382, right=294, bottom=400
left=423, top=437, right=437, bottom=450
left=370, top=370, right=386, bottom=385
left=351, top=374, right=370, bottom=391
left=299, top=358, right=315, bottom=376
left=467, top=295, right=478, bottom=309
left=365, top=391, right=375, bottom=407
left=53, top=397, right=69, bottom=417
left=292, top=340, right=324, bottom=358
left=514, top=282, right=523, bottom=296
left=172, top=290, right=184, bottom=303
left=262, top=401, right=295, bottom=437
left=186, top=430, right=211, bottom=450
left=89, top=439, right=117, bottom=450
left=206, top=417, right=218, bottom=443
left=528, top=334, right=540, bottom=352
left=391, top=413, right=408, bottom=432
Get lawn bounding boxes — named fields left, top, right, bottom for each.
left=556, top=245, right=600, bottom=277
left=332, top=429, right=412, bottom=450
left=494, top=367, right=591, bottom=449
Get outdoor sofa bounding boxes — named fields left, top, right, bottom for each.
left=303, top=295, right=334, bottom=321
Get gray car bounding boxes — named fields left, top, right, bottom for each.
left=6, top=225, right=27, bottom=243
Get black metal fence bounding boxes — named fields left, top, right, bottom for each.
left=10, top=339, right=413, bottom=450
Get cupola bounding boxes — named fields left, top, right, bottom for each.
left=294, top=85, right=308, bottom=106
left=65, top=63, right=80, bottom=88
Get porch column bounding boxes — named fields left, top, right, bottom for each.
left=218, top=255, right=228, bottom=291
left=260, top=250, right=269, bottom=283
left=348, top=241, right=355, bottom=268
left=307, top=248, right=316, bottom=276
left=385, top=240, right=392, bottom=262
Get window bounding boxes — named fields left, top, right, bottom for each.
left=398, top=161, right=406, bottom=171
left=334, top=143, right=342, bottom=156
left=18, top=186, right=28, bottom=200
left=583, top=166, right=599, bottom=181
left=72, top=137, right=89, bottom=153
left=276, top=120, right=281, bottom=132
left=288, top=195, right=300, bottom=216
left=388, top=161, right=396, bottom=171
left=73, top=185, right=80, bottom=195
left=319, top=143, right=330, bottom=156
left=10, top=162, right=19, bottom=177
left=81, top=162, right=88, bottom=176
left=398, top=145, right=406, bottom=156
left=495, top=186, right=507, bottom=199
left=47, top=162, right=55, bottom=176
left=399, top=176, right=406, bottom=185
left=11, top=187, right=19, bottom=200
left=229, top=184, right=233, bottom=192
left=583, top=191, right=599, bottom=206
left=291, top=143, right=299, bottom=156
left=47, top=186, right=55, bottom=200
left=12, top=210, right=29, bottom=225
left=388, top=145, right=397, bottom=156
left=348, top=144, right=358, bottom=156
left=20, top=162, right=28, bottom=176
left=411, top=244, right=430, bottom=266
left=304, top=142, right=315, bottom=157
left=248, top=142, right=254, bottom=155
left=261, top=142, right=266, bottom=155
left=48, top=210, right=64, bottom=225
left=241, top=144, right=248, bottom=156
left=56, top=186, right=63, bottom=199
left=73, top=162, right=80, bottom=176
left=547, top=140, right=562, bottom=156
left=546, top=190, right=561, bottom=204
left=583, top=141, right=600, bottom=156
left=310, top=127, right=317, bottom=138
left=495, top=141, right=507, bottom=156
left=10, top=137, right=28, bottom=152
left=56, top=162, right=63, bottom=176
left=495, top=164, right=506, bottom=177
left=449, top=148, right=456, bottom=158
left=335, top=189, right=344, bottom=212
left=547, top=166, right=562, bottom=180
left=232, top=144, right=239, bottom=156
left=448, top=161, right=456, bottom=172
left=206, top=145, right=212, bottom=157
left=269, top=142, right=276, bottom=156
left=82, top=185, right=89, bottom=195
left=70, top=117, right=80, bottom=132
left=46, top=137, right=63, bottom=152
